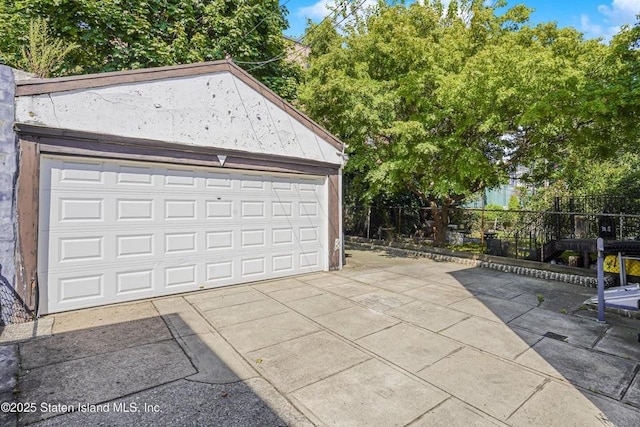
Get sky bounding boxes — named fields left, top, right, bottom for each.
left=283, top=0, right=640, bottom=42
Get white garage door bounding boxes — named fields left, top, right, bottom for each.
left=39, top=156, right=327, bottom=314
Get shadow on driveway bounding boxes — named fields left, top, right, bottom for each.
left=1, top=301, right=307, bottom=426
left=371, top=247, right=640, bottom=426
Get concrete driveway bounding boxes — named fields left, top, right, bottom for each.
left=1, top=249, right=639, bottom=426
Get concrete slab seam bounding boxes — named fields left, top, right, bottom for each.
left=349, top=320, right=402, bottom=342
left=171, top=333, right=213, bottom=379
left=201, top=308, right=289, bottom=329
left=250, top=287, right=367, bottom=353
left=590, top=327, right=612, bottom=350
left=224, top=329, right=323, bottom=356
left=182, top=292, right=316, bottom=421
left=286, top=357, right=373, bottom=395
left=404, top=395, right=455, bottom=426
left=504, top=306, right=536, bottom=325
left=17, top=337, right=177, bottom=370
left=432, top=315, right=473, bottom=334
left=252, top=287, right=460, bottom=400
left=412, top=346, right=466, bottom=374
left=619, top=364, right=640, bottom=402
left=505, top=378, right=551, bottom=421
left=512, top=339, right=543, bottom=361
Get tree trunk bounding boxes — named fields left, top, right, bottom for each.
left=430, top=198, right=452, bottom=247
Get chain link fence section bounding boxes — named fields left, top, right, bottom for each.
left=0, top=265, right=33, bottom=325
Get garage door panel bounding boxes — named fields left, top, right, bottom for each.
left=116, top=198, right=155, bottom=222
left=117, top=233, right=156, bottom=259
left=272, top=180, right=292, bottom=191
left=116, top=269, right=154, bottom=295
left=164, top=169, right=197, bottom=187
left=206, top=200, right=234, bottom=219
left=206, top=260, right=234, bottom=283
left=241, top=175, right=266, bottom=190
left=299, top=252, right=321, bottom=271
left=40, top=156, right=328, bottom=314
left=240, top=257, right=266, bottom=277
left=241, top=201, right=265, bottom=218
left=116, top=165, right=155, bottom=186
left=205, top=230, right=234, bottom=250
left=59, top=161, right=105, bottom=184
left=298, top=180, right=318, bottom=192
left=47, top=239, right=311, bottom=273
left=46, top=229, right=322, bottom=273
left=164, top=232, right=198, bottom=254
left=241, top=229, right=266, bottom=248
left=164, top=264, right=198, bottom=288
left=206, top=175, right=233, bottom=189
left=164, top=199, right=198, bottom=221
left=272, top=254, right=294, bottom=273
left=299, top=201, right=319, bottom=217
left=58, top=197, right=104, bottom=223
left=50, top=272, right=106, bottom=307
left=298, top=227, right=319, bottom=243
left=272, top=228, right=294, bottom=245
left=272, top=200, right=293, bottom=217
left=58, top=236, right=104, bottom=264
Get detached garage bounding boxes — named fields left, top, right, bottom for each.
left=3, top=61, right=344, bottom=318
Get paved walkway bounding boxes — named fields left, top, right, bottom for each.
left=1, top=249, right=639, bottom=426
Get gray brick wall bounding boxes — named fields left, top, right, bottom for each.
left=0, top=65, right=17, bottom=324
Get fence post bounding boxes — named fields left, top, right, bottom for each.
left=480, top=201, right=486, bottom=252
left=554, top=197, right=560, bottom=240
left=366, top=206, right=371, bottom=239
left=620, top=213, right=624, bottom=240
left=569, top=198, right=575, bottom=238
left=597, top=237, right=606, bottom=323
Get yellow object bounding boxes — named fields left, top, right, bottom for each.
left=604, top=255, right=640, bottom=276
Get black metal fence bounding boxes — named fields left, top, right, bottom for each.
left=346, top=204, right=640, bottom=261
left=552, top=195, right=640, bottom=216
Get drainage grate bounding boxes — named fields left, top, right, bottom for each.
left=544, top=332, right=569, bottom=342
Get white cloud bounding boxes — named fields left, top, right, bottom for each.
left=581, top=14, right=621, bottom=40
left=581, top=14, right=604, bottom=36
left=580, top=1, right=639, bottom=41
left=296, top=0, right=377, bottom=21
left=597, top=0, right=640, bottom=25
left=297, top=0, right=332, bottom=20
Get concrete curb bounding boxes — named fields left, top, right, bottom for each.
left=345, top=236, right=599, bottom=288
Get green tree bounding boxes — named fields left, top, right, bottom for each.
left=0, top=0, right=300, bottom=98
left=521, top=151, right=640, bottom=213
left=580, top=19, right=639, bottom=155
left=522, top=18, right=639, bottom=196
left=17, top=17, right=79, bottom=77
left=508, top=194, right=520, bottom=211
left=300, top=0, right=607, bottom=245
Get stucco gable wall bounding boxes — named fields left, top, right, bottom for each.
left=15, top=72, right=342, bottom=165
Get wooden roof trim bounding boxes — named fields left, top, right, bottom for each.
left=15, top=61, right=230, bottom=96
left=14, top=124, right=341, bottom=171
left=14, top=60, right=344, bottom=150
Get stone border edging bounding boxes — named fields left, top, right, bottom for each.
left=345, top=236, right=599, bottom=288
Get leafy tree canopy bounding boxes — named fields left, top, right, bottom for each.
left=300, top=0, right=629, bottom=244
left=17, top=17, right=79, bottom=77
left=0, top=0, right=301, bottom=99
